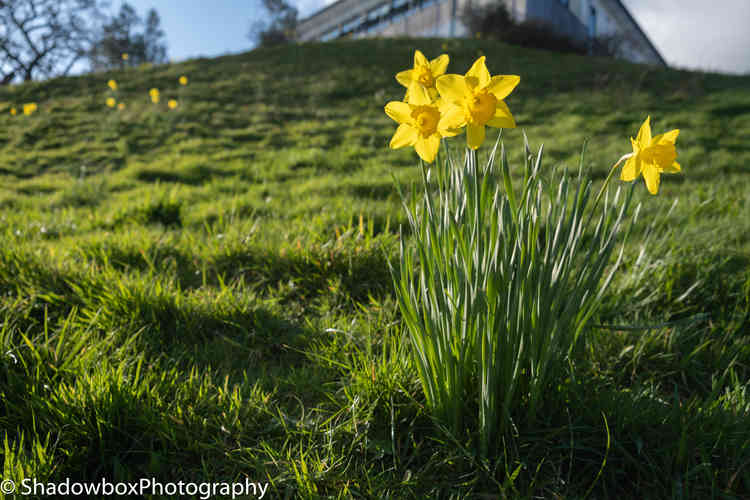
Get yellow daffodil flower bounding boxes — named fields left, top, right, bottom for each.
left=106, top=97, right=116, bottom=108
left=168, top=99, right=178, bottom=109
left=620, top=116, right=680, bottom=195
left=10, top=107, right=16, bottom=116
left=117, top=102, right=125, bottom=111
left=385, top=85, right=463, bottom=163
left=436, top=56, right=519, bottom=150
left=179, top=75, right=188, bottom=85
left=396, top=50, right=449, bottom=101
left=108, top=79, right=117, bottom=91
left=122, top=53, right=129, bottom=60
left=23, top=103, right=37, bottom=115
left=149, top=88, right=160, bottom=103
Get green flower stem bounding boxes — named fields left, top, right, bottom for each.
left=592, top=152, right=633, bottom=212
left=393, top=138, right=634, bottom=458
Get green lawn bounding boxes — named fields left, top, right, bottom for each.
left=0, top=37, right=749, bottom=498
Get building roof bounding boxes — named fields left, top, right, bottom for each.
left=298, top=0, right=667, bottom=67
left=611, top=0, right=666, bottom=66
left=299, top=0, right=347, bottom=24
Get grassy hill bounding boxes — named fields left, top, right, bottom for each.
left=0, top=37, right=749, bottom=497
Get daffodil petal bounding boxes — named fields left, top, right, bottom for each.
left=486, top=115, right=516, bottom=128
left=646, top=143, right=677, bottom=167
left=396, top=69, right=414, bottom=88
left=630, top=137, right=640, bottom=155
left=438, top=104, right=466, bottom=134
left=467, top=123, right=485, bottom=150
left=430, top=54, right=450, bottom=76
left=414, top=50, right=428, bottom=67
left=439, top=126, right=462, bottom=138
left=436, top=75, right=469, bottom=103
left=466, top=56, right=491, bottom=88
left=486, top=75, right=520, bottom=100
left=620, top=155, right=640, bottom=181
left=636, top=116, right=652, bottom=147
left=642, top=164, right=660, bottom=195
left=415, top=134, right=440, bottom=163
left=385, top=101, right=412, bottom=124
left=390, top=123, right=418, bottom=149
left=652, top=129, right=679, bottom=145
left=407, top=84, right=432, bottom=106
left=486, top=101, right=516, bottom=128
left=662, top=161, right=681, bottom=173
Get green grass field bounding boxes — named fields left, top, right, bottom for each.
left=1, top=37, right=749, bottom=498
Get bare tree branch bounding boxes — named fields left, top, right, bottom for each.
left=0, top=0, right=103, bottom=83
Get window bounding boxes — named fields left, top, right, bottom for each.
left=392, top=0, right=410, bottom=22
left=321, top=28, right=340, bottom=41
left=364, top=2, right=391, bottom=31
left=342, top=16, right=361, bottom=34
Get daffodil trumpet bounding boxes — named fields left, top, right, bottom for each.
left=621, top=116, right=680, bottom=195
left=594, top=116, right=680, bottom=212
left=436, top=56, right=519, bottom=150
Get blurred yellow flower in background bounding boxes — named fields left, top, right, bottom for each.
left=108, top=79, right=118, bottom=91
left=436, top=56, right=519, bottom=149
left=620, top=116, right=680, bottom=195
left=122, top=53, right=129, bottom=60
left=179, top=75, right=188, bottom=85
left=117, top=102, right=125, bottom=111
left=23, top=103, right=37, bottom=115
left=168, top=99, right=178, bottom=109
left=149, top=88, right=160, bottom=103
left=106, top=97, right=116, bottom=108
left=10, top=107, right=16, bottom=116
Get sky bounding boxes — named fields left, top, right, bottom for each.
left=123, top=0, right=749, bottom=75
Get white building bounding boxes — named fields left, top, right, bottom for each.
left=297, top=0, right=665, bottom=66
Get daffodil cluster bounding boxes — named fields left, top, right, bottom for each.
left=7, top=103, right=36, bottom=116
left=106, top=80, right=123, bottom=110
left=385, top=50, right=520, bottom=162
left=386, top=50, right=682, bottom=195
left=387, top=48, right=685, bottom=456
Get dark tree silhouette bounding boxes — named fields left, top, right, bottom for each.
left=87, top=2, right=167, bottom=71
left=0, top=0, right=103, bottom=83
left=249, top=0, right=298, bottom=48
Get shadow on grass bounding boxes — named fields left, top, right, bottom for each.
left=79, top=239, right=396, bottom=303
left=504, top=375, right=750, bottom=497
left=133, top=163, right=236, bottom=186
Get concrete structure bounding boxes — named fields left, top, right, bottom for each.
left=297, top=0, right=665, bottom=66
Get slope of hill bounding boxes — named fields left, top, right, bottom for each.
left=0, top=38, right=748, bottom=497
